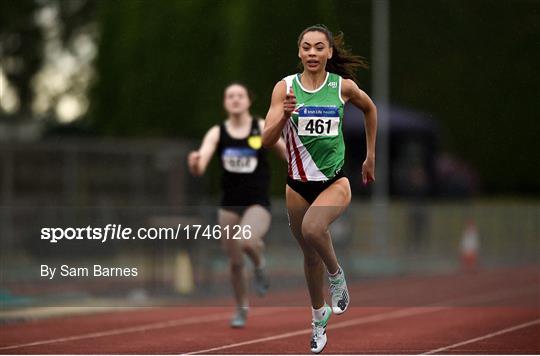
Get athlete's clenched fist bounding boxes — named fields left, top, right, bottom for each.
left=283, top=86, right=296, bottom=118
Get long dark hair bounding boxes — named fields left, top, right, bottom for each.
left=297, top=24, right=368, bottom=84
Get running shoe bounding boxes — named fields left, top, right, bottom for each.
left=310, top=305, right=332, bottom=353
left=328, top=267, right=349, bottom=314
left=254, top=266, right=270, bottom=297
left=230, top=307, right=248, bottom=328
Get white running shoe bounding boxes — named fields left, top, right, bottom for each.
left=230, top=307, right=247, bottom=328
left=328, top=267, right=350, bottom=315
left=310, top=304, right=332, bottom=353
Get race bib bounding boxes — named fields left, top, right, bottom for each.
left=297, top=106, right=340, bottom=137
left=222, top=147, right=258, bottom=173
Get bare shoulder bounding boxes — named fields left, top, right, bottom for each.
left=205, top=124, right=220, bottom=140
left=272, top=80, right=287, bottom=99
left=341, top=78, right=358, bottom=94
left=341, top=78, right=367, bottom=102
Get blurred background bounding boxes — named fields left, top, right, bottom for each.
left=1, top=0, right=538, bottom=310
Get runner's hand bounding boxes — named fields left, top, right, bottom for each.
left=283, top=86, right=296, bottom=118
left=187, top=151, right=202, bottom=176
left=362, top=156, right=375, bottom=185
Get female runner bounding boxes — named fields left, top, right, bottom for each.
left=188, top=83, right=286, bottom=328
left=262, top=25, right=377, bottom=353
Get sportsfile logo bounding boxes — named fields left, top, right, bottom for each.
left=328, top=81, right=337, bottom=88
left=40, top=224, right=252, bottom=243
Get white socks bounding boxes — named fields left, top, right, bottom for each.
left=312, top=304, right=328, bottom=321
left=328, top=265, right=342, bottom=278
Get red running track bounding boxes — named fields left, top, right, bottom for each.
left=1, top=266, right=539, bottom=354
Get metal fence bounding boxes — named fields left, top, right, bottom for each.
left=1, top=140, right=538, bottom=307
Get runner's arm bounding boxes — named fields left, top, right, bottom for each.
left=262, top=81, right=289, bottom=148
left=187, top=125, right=219, bottom=176
left=259, top=119, right=287, bottom=161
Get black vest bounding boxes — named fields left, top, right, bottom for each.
left=217, top=118, right=270, bottom=201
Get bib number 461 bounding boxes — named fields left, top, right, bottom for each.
left=298, top=117, right=339, bottom=136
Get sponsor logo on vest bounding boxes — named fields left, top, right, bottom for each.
left=328, top=81, right=337, bottom=88
left=292, top=103, right=305, bottom=114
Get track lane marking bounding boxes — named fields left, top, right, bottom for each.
left=185, top=306, right=447, bottom=354
left=185, top=287, right=538, bottom=354
left=0, top=308, right=280, bottom=351
left=1, top=286, right=537, bottom=352
left=422, top=319, right=540, bottom=354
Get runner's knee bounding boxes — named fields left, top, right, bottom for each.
left=301, top=219, right=328, bottom=245
left=242, top=237, right=263, bottom=251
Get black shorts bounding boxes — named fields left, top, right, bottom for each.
left=286, top=170, right=346, bottom=204
left=220, top=196, right=271, bottom=216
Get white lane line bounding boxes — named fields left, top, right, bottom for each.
left=185, top=287, right=538, bottom=355
left=0, top=308, right=278, bottom=351
left=0, top=305, right=141, bottom=320
left=2, top=286, right=537, bottom=352
left=422, top=318, right=540, bottom=355
left=185, top=306, right=447, bottom=355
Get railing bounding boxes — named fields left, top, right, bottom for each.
left=1, top=140, right=538, bottom=307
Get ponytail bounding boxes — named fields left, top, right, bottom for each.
left=297, top=24, right=368, bottom=84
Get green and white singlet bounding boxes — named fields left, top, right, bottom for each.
left=283, top=72, right=345, bottom=181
